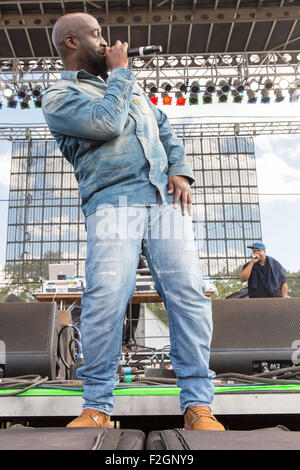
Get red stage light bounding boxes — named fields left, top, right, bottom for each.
left=149, top=96, right=158, bottom=105
left=162, top=95, right=172, bottom=105
left=176, top=97, right=186, bottom=106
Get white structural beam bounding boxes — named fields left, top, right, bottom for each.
left=1, top=121, right=300, bottom=141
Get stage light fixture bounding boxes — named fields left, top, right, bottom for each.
left=34, top=95, right=43, bottom=108
left=264, top=78, right=273, bottom=90
left=274, top=88, right=285, bottom=102
left=278, top=78, right=289, bottom=90
left=162, top=92, right=172, bottom=105
left=205, top=80, right=216, bottom=93
left=18, top=85, right=28, bottom=99
left=190, top=81, right=200, bottom=93
left=175, top=91, right=186, bottom=106
left=189, top=92, right=199, bottom=105
left=20, top=95, right=31, bottom=109
left=233, top=79, right=245, bottom=93
left=289, top=87, right=299, bottom=102
left=261, top=88, right=270, bottom=103
left=202, top=91, right=213, bottom=104
left=176, top=82, right=187, bottom=93
left=232, top=90, right=243, bottom=103
left=3, top=86, right=13, bottom=98
left=161, top=82, right=172, bottom=92
left=32, top=84, right=42, bottom=97
left=247, top=90, right=257, bottom=103
left=219, top=80, right=230, bottom=93
left=249, top=79, right=259, bottom=92
left=217, top=90, right=228, bottom=103
left=148, top=82, right=158, bottom=93
left=7, top=95, right=17, bottom=108
left=293, top=79, right=300, bottom=88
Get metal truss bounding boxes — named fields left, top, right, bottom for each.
left=1, top=120, right=300, bottom=141
left=1, top=50, right=300, bottom=95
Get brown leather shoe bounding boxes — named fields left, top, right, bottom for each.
left=66, top=408, right=110, bottom=428
left=184, top=406, right=225, bottom=431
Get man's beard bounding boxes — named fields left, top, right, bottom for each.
left=88, top=53, right=108, bottom=77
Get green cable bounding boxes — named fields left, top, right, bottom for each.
left=2, top=384, right=300, bottom=397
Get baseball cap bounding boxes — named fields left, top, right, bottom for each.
left=247, top=242, right=266, bottom=251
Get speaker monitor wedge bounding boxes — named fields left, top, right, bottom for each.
left=210, top=298, right=300, bottom=374
left=0, top=302, right=64, bottom=379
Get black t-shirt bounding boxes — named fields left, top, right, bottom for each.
left=243, top=261, right=286, bottom=298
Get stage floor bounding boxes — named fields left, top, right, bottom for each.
left=1, top=385, right=300, bottom=419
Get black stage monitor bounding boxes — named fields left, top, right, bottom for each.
left=210, top=298, right=300, bottom=374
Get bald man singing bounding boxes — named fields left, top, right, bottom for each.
left=42, top=12, right=224, bottom=431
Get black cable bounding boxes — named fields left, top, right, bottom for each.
left=0, top=375, right=49, bottom=396
left=68, top=338, right=78, bottom=363
left=57, top=324, right=73, bottom=370
left=254, top=365, right=300, bottom=378
left=216, top=372, right=300, bottom=385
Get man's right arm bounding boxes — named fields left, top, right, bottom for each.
left=239, top=259, right=258, bottom=282
left=42, top=67, right=135, bottom=141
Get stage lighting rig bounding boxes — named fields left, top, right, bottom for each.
left=190, top=81, right=200, bottom=93
left=219, top=80, right=230, bottom=94
left=217, top=90, right=228, bottom=103
left=7, top=95, right=17, bottom=108
left=205, top=80, right=216, bottom=93
left=249, top=79, right=259, bottom=92
left=34, top=95, right=43, bottom=108
left=278, top=78, right=289, bottom=90
left=175, top=91, right=186, bottom=106
left=202, top=91, right=213, bottom=104
left=264, top=79, right=274, bottom=90
left=176, top=82, right=187, bottom=93
left=162, top=92, right=172, bottom=105
left=289, top=87, right=299, bottom=102
left=274, top=88, right=285, bottom=102
left=20, top=95, right=31, bottom=109
left=247, top=90, right=257, bottom=103
left=189, top=92, right=199, bottom=105
left=147, top=82, right=158, bottom=93
left=3, top=86, right=13, bottom=98
left=18, top=85, right=28, bottom=99
left=261, top=89, right=270, bottom=103
left=32, top=84, right=42, bottom=97
left=233, top=79, right=245, bottom=94
left=161, top=82, right=172, bottom=93
left=232, top=90, right=243, bottom=103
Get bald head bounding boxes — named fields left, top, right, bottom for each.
left=52, top=12, right=108, bottom=75
left=52, top=12, right=95, bottom=59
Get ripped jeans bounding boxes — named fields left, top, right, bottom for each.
left=77, top=201, right=216, bottom=415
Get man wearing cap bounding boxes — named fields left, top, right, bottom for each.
left=239, top=242, right=288, bottom=298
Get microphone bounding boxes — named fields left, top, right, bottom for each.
left=127, top=45, right=162, bottom=57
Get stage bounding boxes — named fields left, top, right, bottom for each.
left=2, top=384, right=300, bottom=428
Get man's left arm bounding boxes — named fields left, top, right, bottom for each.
left=281, top=281, right=288, bottom=298
left=146, top=98, right=195, bottom=216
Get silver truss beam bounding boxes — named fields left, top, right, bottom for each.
left=1, top=120, right=300, bottom=141
left=1, top=6, right=300, bottom=29
left=1, top=51, right=300, bottom=94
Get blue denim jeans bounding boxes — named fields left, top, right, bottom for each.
left=77, top=201, right=216, bottom=414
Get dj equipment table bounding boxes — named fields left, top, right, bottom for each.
left=33, top=290, right=214, bottom=309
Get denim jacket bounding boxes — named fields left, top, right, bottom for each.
left=42, top=67, right=195, bottom=216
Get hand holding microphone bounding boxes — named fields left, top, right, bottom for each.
left=104, top=42, right=162, bottom=70
left=104, top=40, right=129, bottom=71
